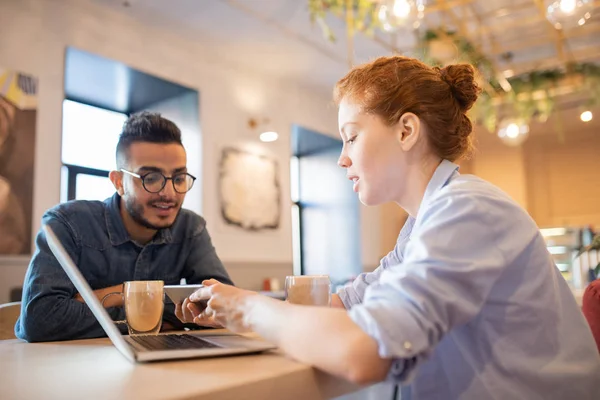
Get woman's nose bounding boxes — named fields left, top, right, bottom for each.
left=337, top=154, right=351, bottom=168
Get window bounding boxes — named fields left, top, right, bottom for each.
left=61, top=100, right=127, bottom=201
left=291, top=126, right=362, bottom=288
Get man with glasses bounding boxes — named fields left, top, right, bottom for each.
left=16, top=112, right=232, bottom=342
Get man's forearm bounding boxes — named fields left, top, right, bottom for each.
left=17, top=295, right=117, bottom=342
left=74, top=284, right=124, bottom=308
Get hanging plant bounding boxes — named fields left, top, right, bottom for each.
left=307, top=4, right=600, bottom=142
left=419, top=29, right=600, bottom=139
left=576, top=234, right=600, bottom=280
left=308, top=0, right=381, bottom=41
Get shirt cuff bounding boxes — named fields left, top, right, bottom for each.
left=337, top=286, right=353, bottom=309
left=348, top=302, right=425, bottom=383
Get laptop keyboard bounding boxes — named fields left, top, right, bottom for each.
left=130, top=334, right=222, bottom=351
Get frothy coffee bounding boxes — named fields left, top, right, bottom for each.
left=285, top=276, right=331, bottom=306
left=125, top=290, right=164, bottom=332
left=123, top=281, right=164, bottom=335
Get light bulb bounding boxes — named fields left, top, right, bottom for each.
left=497, top=119, right=529, bottom=146
left=393, top=0, right=411, bottom=18
left=559, top=0, right=576, bottom=14
left=580, top=111, right=593, bottom=122
left=377, top=0, right=425, bottom=32
left=506, top=123, right=520, bottom=138
left=259, top=131, right=278, bottom=142
left=545, top=0, right=593, bottom=29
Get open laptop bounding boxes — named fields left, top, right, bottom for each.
left=43, top=224, right=276, bottom=362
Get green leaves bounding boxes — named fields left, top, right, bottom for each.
left=577, top=234, right=600, bottom=258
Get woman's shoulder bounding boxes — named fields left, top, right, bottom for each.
left=425, top=173, right=535, bottom=232
left=438, top=173, right=522, bottom=211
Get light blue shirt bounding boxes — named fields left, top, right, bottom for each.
left=339, top=160, right=600, bottom=400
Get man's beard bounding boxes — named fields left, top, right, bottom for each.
left=124, top=196, right=180, bottom=231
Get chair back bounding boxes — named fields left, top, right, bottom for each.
left=0, top=302, right=21, bottom=340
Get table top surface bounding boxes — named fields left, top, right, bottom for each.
left=0, top=330, right=359, bottom=400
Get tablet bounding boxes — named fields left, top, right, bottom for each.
left=164, top=284, right=205, bottom=304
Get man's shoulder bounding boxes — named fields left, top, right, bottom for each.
left=171, top=208, right=208, bottom=238
left=44, top=199, right=107, bottom=226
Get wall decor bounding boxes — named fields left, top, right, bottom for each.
left=0, top=68, right=38, bottom=255
left=219, top=147, right=280, bottom=231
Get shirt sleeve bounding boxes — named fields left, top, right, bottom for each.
left=348, top=194, right=513, bottom=383
left=337, top=217, right=415, bottom=309
left=15, top=211, right=124, bottom=342
left=183, top=225, right=233, bottom=286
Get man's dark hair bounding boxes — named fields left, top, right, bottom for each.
left=116, top=111, right=182, bottom=168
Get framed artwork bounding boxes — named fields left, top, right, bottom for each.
left=0, top=69, right=38, bottom=255
left=219, top=147, right=280, bottom=231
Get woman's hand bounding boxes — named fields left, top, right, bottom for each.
left=189, top=279, right=260, bottom=333
left=174, top=297, right=222, bottom=328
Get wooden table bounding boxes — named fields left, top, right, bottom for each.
left=0, top=331, right=360, bottom=400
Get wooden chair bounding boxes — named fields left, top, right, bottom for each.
left=0, top=302, right=21, bottom=340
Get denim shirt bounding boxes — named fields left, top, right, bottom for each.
left=15, top=193, right=232, bottom=342
left=339, top=160, right=600, bottom=400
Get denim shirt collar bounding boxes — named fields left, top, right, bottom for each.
left=416, top=159, right=459, bottom=221
left=104, top=193, right=173, bottom=246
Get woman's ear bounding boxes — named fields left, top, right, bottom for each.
left=109, top=170, right=125, bottom=196
left=395, top=112, right=421, bottom=152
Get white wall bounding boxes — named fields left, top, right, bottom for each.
left=0, top=0, right=382, bottom=301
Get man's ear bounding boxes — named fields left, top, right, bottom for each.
left=395, top=112, right=421, bottom=152
left=109, top=170, right=124, bottom=196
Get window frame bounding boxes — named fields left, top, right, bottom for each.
left=61, top=99, right=127, bottom=201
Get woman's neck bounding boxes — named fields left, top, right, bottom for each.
left=396, top=156, right=441, bottom=217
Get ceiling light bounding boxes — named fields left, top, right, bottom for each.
left=548, top=246, right=568, bottom=255
left=497, top=118, right=529, bottom=146
left=559, top=0, right=576, bottom=13
left=259, top=131, right=278, bottom=142
left=545, top=0, right=593, bottom=30
left=580, top=110, right=593, bottom=122
left=377, top=0, right=425, bottom=32
left=540, top=227, right=567, bottom=237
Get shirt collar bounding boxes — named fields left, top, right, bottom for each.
left=416, top=159, right=459, bottom=220
left=104, top=193, right=130, bottom=246
left=104, top=193, right=173, bottom=246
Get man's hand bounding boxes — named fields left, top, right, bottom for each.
left=73, top=284, right=124, bottom=308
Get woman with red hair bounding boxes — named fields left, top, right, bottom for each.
left=179, top=56, right=600, bottom=399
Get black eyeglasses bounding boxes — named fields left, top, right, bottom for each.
left=121, top=169, right=196, bottom=194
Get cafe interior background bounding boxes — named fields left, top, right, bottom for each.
left=1, top=0, right=600, bottom=307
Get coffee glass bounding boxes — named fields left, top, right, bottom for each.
left=122, top=280, right=164, bottom=336
left=285, top=275, right=331, bottom=306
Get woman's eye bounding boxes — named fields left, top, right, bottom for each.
left=346, top=137, right=356, bottom=144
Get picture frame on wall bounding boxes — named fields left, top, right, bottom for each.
left=218, top=146, right=281, bottom=231
left=0, top=68, right=38, bottom=256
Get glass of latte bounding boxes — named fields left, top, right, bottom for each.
left=122, top=280, right=164, bottom=336
left=284, top=275, right=331, bottom=306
